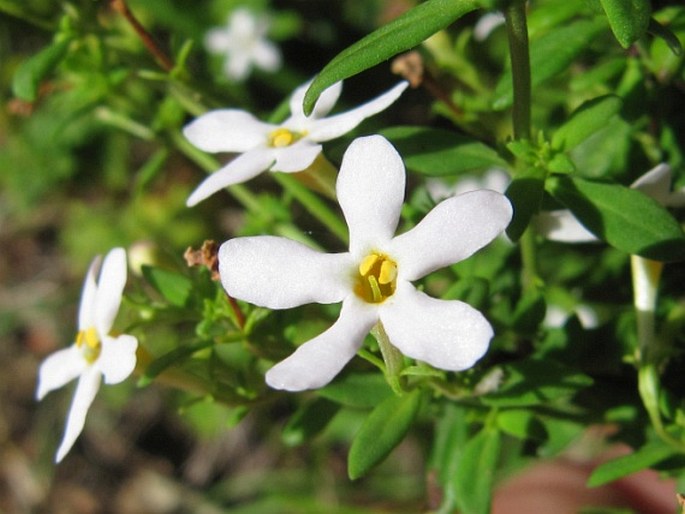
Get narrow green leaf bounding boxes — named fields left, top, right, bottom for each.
left=381, top=126, right=507, bottom=177
left=599, top=0, right=651, bottom=48
left=282, top=398, right=339, bottom=447
left=505, top=169, right=545, bottom=241
left=494, top=18, right=606, bottom=109
left=142, top=265, right=193, bottom=307
left=496, top=410, right=546, bottom=440
left=318, top=373, right=393, bottom=408
left=12, top=38, right=72, bottom=101
left=138, top=340, right=213, bottom=387
left=348, top=390, right=421, bottom=479
left=548, top=176, right=685, bottom=261
left=648, top=17, right=683, bottom=56
left=588, top=442, right=673, bottom=487
left=552, top=95, right=624, bottom=151
left=454, top=427, right=501, bottom=514
left=481, top=358, right=593, bottom=407
left=303, top=0, right=479, bottom=115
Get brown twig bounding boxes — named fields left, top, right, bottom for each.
left=110, top=0, right=174, bottom=72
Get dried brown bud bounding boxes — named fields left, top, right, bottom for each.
left=184, top=240, right=220, bottom=280
left=391, top=51, right=424, bottom=88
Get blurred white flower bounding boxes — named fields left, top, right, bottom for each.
left=426, top=168, right=510, bottom=203
left=473, top=12, right=505, bottom=41
left=205, top=8, right=281, bottom=82
left=544, top=303, right=599, bottom=329
left=184, top=79, right=408, bottom=206
left=219, top=135, right=512, bottom=391
left=36, top=248, right=138, bottom=462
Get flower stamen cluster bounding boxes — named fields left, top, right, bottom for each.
left=355, top=252, right=398, bottom=304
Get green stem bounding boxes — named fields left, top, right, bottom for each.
left=371, top=322, right=406, bottom=394
left=504, top=0, right=532, bottom=141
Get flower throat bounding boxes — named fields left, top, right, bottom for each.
left=354, top=252, right=397, bottom=304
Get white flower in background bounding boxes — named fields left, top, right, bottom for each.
left=537, top=163, right=682, bottom=242
left=219, top=135, right=513, bottom=391
left=473, top=11, right=506, bottom=41
left=183, top=79, right=409, bottom=206
left=426, top=168, right=510, bottom=203
left=544, top=303, right=599, bottom=330
left=36, top=248, right=138, bottom=462
left=205, top=8, right=281, bottom=82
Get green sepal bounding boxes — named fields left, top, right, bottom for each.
left=547, top=176, right=685, bottom=262
left=302, top=0, right=479, bottom=114
left=347, top=389, right=421, bottom=479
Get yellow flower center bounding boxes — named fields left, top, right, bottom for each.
left=268, top=128, right=305, bottom=148
left=354, top=252, right=398, bottom=304
left=76, top=327, right=102, bottom=364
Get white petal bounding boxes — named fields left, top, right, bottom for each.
left=98, top=334, right=138, bottom=385
left=219, top=236, right=354, bottom=309
left=204, top=29, right=231, bottom=53
left=307, top=82, right=408, bottom=142
left=631, top=163, right=672, bottom=206
left=95, top=248, right=127, bottom=337
left=55, top=366, right=101, bottom=462
left=252, top=41, right=281, bottom=72
left=78, top=255, right=101, bottom=330
left=388, top=190, right=512, bottom=281
left=225, top=52, right=252, bottom=81
left=535, top=209, right=599, bottom=243
left=288, top=81, right=343, bottom=121
left=337, top=135, right=405, bottom=256
left=183, top=110, right=273, bottom=153
left=36, top=345, right=86, bottom=400
left=380, top=282, right=492, bottom=371
left=270, top=141, right=322, bottom=173
left=187, top=149, right=276, bottom=206
left=265, top=298, right=377, bottom=391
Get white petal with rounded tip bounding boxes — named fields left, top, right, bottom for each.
left=36, top=345, right=87, bottom=400
left=95, top=248, right=127, bottom=337
left=265, top=298, right=377, bottom=391
left=219, top=236, right=354, bottom=309
left=78, top=255, right=101, bottom=330
left=98, top=334, right=138, bottom=385
left=389, top=190, right=512, bottom=281
left=270, top=141, right=322, bottom=172
left=187, top=150, right=276, bottom=206
left=204, top=29, right=231, bottom=53
left=253, top=40, right=281, bottom=72
left=535, top=209, right=599, bottom=243
left=183, top=110, right=273, bottom=153
left=337, top=136, right=405, bottom=255
left=631, top=163, right=672, bottom=205
left=55, top=366, right=101, bottom=463
left=380, top=282, right=492, bottom=371
left=226, top=51, right=252, bottom=81
left=307, top=82, right=408, bottom=142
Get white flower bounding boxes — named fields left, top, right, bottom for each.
left=205, top=8, right=281, bottom=82
left=183, top=79, right=409, bottom=206
left=36, top=248, right=138, bottom=462
left=537, top=163, right=683, bottom=242
left=219, top=135, right=513, bottom=391
left=426, top=168, right=510, bottom=203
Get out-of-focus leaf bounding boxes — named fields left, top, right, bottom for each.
left=588, top=442, right=673, bottom=487
left=142, top=265, right=193, bottom=307
left=599, top=0, right=651, bottom=48
left=454, top=426, right=501, bottom=514
left=282, top=398, right=339, bottom=447
left=12, top=38, right=72, bottom=101
left=318, top=373, right=393, bottom=408
left=348, top=390, right=421, bottom=479
left=494, top=18, right=606, bottom=109
left=138, top=340, right=213, bottom=387
left=552, top=95, right=624, bottom=151
left=303, top=0, right=479, bottom=114
left=381, top=126, right=507, bottom=177
left=505, top=168, right=546, bottom=241
left=548, top=176, right=685, bottom=261
left=481, top=358, right=593, bottom=407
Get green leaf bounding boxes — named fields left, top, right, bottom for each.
left=142, top=265, right=193, bottom=307
left=303, top=0, right=479, bottom=114
left=648, top=17, right=683, bottom=56
left=494, top=18, right=606, bottom=109
left=552, top=95, right=624, bottom=151
left=380, top=126, right=507, bottom=177
left=481, top=358, right=593, bottom=407
left=454, top=427, right=501, bottom=514
left=282, top=398, right=339, bottom=447
left=588, top=442, right=673, bottom=487
left=138, top=340, right=213, bottom=387
left=547, top=176, right=685, bottom=261
left=12, top=38, right=72, bottom=101
left=318, top=373, right=394, bottom=408
left=505, top=169, right=546, bottom=241
left=599, top=0, right=651, bottom=48
left=496, top=410, right=546, bottom=441
left=348, top=390, right=421, bottom=479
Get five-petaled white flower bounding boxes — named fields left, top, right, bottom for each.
left=205, top=8, right=282, bottom=82
left=183, top=79, right=409, bottom=206
left=219, top=135, right=513, bottom=391
left=36, top=248, right=138, bottom=462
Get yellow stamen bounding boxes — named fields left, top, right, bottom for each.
left=354, top=252, right=398, bottom=304
left=268, top=128, right=306, bottom=148
left=76, top=327, right=102, bottom=363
